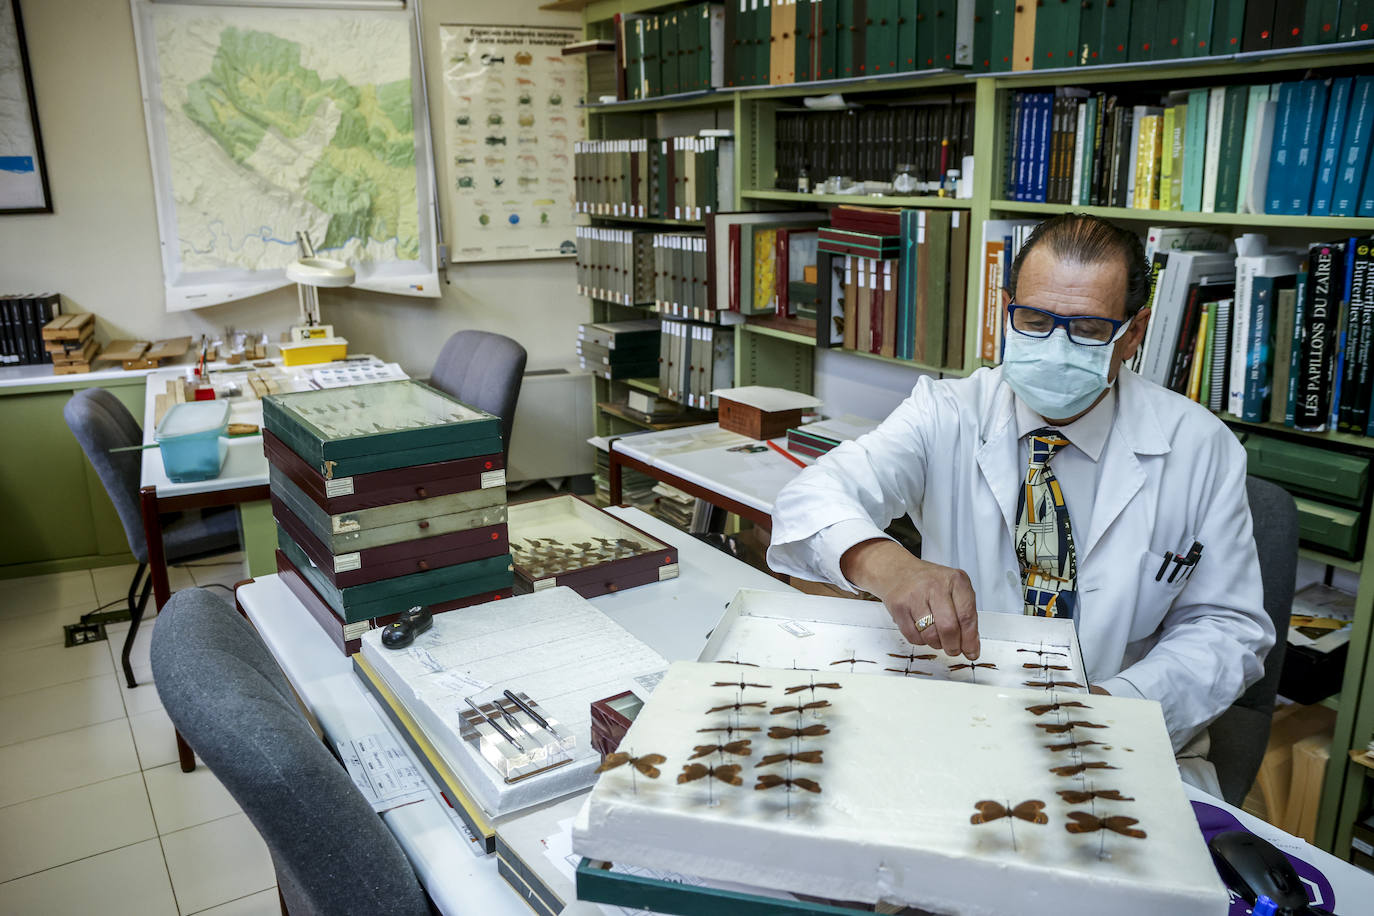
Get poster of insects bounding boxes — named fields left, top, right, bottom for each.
left=439, top=23, right=581, bottom=262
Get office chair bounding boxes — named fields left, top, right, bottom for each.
left=151, top=588, right=431, bottom=916
left=1207, top=475, right=1297, bottom=806
left=428, top=330, right=527, bottom=459
left=63, top=388, right=240, bottom=688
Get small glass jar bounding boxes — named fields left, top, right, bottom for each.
left=797, top=164, right=810, bottom=193
left=892, top=163, right=918, bottom=195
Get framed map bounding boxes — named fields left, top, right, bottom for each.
left=132, top=1, right=441, bottom=311
left=0, top=0, right=51, bottom=213
left=440, top=24, right=580, bottom=263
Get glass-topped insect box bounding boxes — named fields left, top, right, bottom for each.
left=507, top=496, right=678, bottom=599
left=262, top=380, right=503, bottom=478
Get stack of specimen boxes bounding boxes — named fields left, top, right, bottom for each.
left=262, top=380, right=514, bottom=654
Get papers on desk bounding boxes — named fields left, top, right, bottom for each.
left=335, top=732, right=429, bottom=813
left=309, top=361, right=408, bottom=389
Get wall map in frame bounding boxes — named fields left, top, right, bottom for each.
left=0, top=0, right=51, bottom=213
left=440, top=23, right=580, bottom=262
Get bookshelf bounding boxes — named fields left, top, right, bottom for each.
left=576, top=3, right=1374, bottom=859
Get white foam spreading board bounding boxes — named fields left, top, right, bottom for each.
left=574, top=661, right=1227, bottom=915
left=360, top=587, right=667, bottom=819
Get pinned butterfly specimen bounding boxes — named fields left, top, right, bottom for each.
left=1022, top=663, right=1072, bottom=671
left=829, top=657, right=876, bottom=666
left=783, top=681, right=842, bottom=695
left=1044, top=739, right=1103, bottom=753
left=888, top=652, right=937, bottom=662
left=705, top=701, right=767, bottom=714
left=697, top=725, right=760, bottom=735
left=595, top=752, right=666, bottom=778
left=1057, top=788, right=1135, bottom=804
left=969, top=800, right=1048, bottom=825
left=755, top=774, right=822, bottom=793
left=950, top=662, right=998, bottom=671
left=756, top=750, right=823, bottom=768
left=1036, top=720, right=1107, bottom=734
left=1017, top=648, right=1068, bottom=658
left=1026, top=701, right=1092, bottom=716
left=715, top=659, right=760, bottom=667
left=711, top=677, right=773, bottom=690
left=1050, top=761, right=1118, bottom=777
left=678, top=763, right=743, bottom=786
left=768, top=724, right=831, bottom=740
left=1065, top=812, right=1146, bottom=838
left=1025, top=680, right=1085, bottom=689
left=885, top=666, right=933, bottom=677
left=689, top=739, right=753, bottom=759
left=770, top=700, right=831, bottom=715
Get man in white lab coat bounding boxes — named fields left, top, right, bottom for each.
left=768, top=214, right=1275, bottom=786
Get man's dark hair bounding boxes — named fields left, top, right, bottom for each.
left=1005, top=213, right=1152, bottom=318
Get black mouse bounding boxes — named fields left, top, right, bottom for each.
left=381, top=606, right=433, bottom=649
left=1208, top=830, right=1314, bottom=914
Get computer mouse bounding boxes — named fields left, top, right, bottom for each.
left=381, top=606, right=433, bottom=650
left=1208, top=830, right=1311, bottom=914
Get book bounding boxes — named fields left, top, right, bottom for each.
left=1201, top=87, right=1226, bottom=213
left=1332, top=76, right=1374, bottom=217
left=1209, top=297, right=1233, bottom=412
left=1181, top=87, right=1210, bottom=211
left=1294, top=243, right=1344, bottom=430
left=1311, top=77, right=1354, bottom=217
left=1287, top=273, right=1307, bottom=426
left=1270, top=284, right=1298, bottom=425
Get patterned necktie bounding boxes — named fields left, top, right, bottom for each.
left=1016, top=427, right=1078, bottom=619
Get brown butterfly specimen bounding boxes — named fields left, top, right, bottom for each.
left=783, top=682, right=842, bottom=695
left=595, top=752, right=666, bottom=779
left=885, top=666, right=934, bottom=677
left=768, top=724, right=831, bottom=740
left=1017, top=648, right=1068, bottom=658
left=829, top=657, right=876, bottom=666
left=770, top=700, right=831, bottom=715
left=1050, top=761, right=1118, bottom=778
left=888, top=652, right=938, bottom=662
left=678, top=763, right=743, bottom=786
left=705, top=701, right=767, bottom=715
left=689, top=739, right=752, bottom=760
left=756, top=750, right=823, bottom=768
left=711, top=680, right=773, bottom=690
left=1025, top=680, right=1085, bottom=689
left=950, top=662, right=998, bottom=671
left=755, top=773, right=822, bottom=793
left=1065, top=812, right=1146, bottom=838
left=1036, top=720, right=1107, bottom=734
left=1057, top=788, right=1135, bottom=804
left=1045, top=739, right=1103, bottom=753
left=696, top=725, right=761, bottom=735
left=1022, top=662, right=1072, bottom=671
left=1026, top=701, right=1092, bottom=716
left=969, top=800, right=1048, bottom=825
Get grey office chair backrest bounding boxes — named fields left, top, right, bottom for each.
left=429, top=330, right=527, bottom=456
left=151, top=588, right=431, bottom=916
left=1208, top=476, right=1297, bottom=806
left=64, top=387, right=149, bottom=563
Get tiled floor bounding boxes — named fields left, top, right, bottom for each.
left=0, top=555, right=281, bottom=915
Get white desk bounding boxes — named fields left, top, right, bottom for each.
left=608, top=423, right=814, bottom=526
left=237, top=506, right=795, bottom=915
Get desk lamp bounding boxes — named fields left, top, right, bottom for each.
left=280, top=231, right=354, bottom=367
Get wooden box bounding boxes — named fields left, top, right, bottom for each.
left=713, top=387, right=822, bottom=441
left=269, top=465, right=506, bottom=554
left=263, top=429, right=505, bottom=515
left=276, top=549, right=512, bottom=655
left=277, top=525, right=513, bottom=624
left=262, top=380, right=502, bottom=478
left=272, top=494, right=509, bottom=588
left=508, top=495, right=678, bottom=599
left=589, top=689, right=645, bottom=757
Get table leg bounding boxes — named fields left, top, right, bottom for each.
left=237, top=499, right=277, bottom=577
left=139, top=486, right=172, bottom=611
left=609, top=447, right=624, bottom=505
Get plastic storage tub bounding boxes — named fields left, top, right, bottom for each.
left=155, top=400, right=230, bottom=482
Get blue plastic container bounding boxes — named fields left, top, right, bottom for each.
left=155, top=401, right=229, bottom=483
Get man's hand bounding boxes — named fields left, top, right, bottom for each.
left=840, top=539, right=980, bottom=659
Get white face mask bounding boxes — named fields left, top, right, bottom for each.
left=1002, top=319, right=1129, bottom=420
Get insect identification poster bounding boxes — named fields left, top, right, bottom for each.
left=440, top=24, right=580, bottom=263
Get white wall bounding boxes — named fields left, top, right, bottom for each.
left=814, top=349, right=936, bottom=421
left=0, top=0, right=585, bottom=374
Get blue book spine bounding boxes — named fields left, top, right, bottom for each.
left=1265, top=82, right=1298, bottom=214
left=1289, top=80, right=1330, bottom=215
left=1287, top=271, right=1307, bottom=427
left=1333, top=76, right=1374, bottom=217
left=1039, top=93, right=1054, bottom=203
left=1015, top=94, right=1031, bottom=201
left=1244, top=276, right=1276, bottom=422
left=1312, top=77, right=1353, bottom=217
left=1360, top=147, right=1374, bottom=216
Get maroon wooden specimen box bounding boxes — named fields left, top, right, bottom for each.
left=507, top=495, right=679, bottom=599
left=263, top=429, right=505, bottom=515
left=717, top=398, right=804, bottom=441
left=272, top=494, right=510, bottom=589
left=276, top=548, right=512, bottom=656
left=590, top=690, right=645, bottom=758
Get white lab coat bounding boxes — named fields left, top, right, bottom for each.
left=768, top=365, right=1275, bottom=751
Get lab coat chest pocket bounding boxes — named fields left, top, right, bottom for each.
left=1132, top=547, right=1190, bottom=641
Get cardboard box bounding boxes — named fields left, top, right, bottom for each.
left=1253, top=703, right=1336, bottom=829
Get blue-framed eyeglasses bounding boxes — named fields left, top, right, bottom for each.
left=1007, top=304, right=1133, bottom=347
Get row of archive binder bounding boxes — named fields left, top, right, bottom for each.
left=660, top=319, right=735, bottom=409
left=573, top=134, right=734, bottom=220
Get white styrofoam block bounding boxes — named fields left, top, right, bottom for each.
left=573, top=661, right=1227, bottom=916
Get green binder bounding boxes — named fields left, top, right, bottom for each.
left=972, top=0, right=994, bottom=70
left=1150, top=0, right=1184, bottom=60
left=1033, top=0, right=1065, bottom=69
left=820, top=0, right=840, bottom=79
left=1126, top=0, right=1155, bottom=60
left=755, top=0, right=772, bottom=86
left=644, top=13, right=662, bottom=96
left=867, top=0, right=898, bottom=74
left=1303, top=0, right=1342, bottom=44
left=1181, top=0, right=1214, bottom=56
left=834, top=0, right=854, bottom=77
left=1213, top=84, right=1249, bottom=213
left=1209, top=0, right=1246, bottom=54
left=924, top=209, right=951, bottom=366
left=1077, top=0, right=1103, bottom=64
left=1099, top=0, right=1133, bottom=65
left=899, top=0, right=921, bottom=70
left=929, top=0, right=957, bottom=68
left=795, top=0, right=815, bottom=80
left=990, top=0, right=1016, bottom=71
